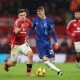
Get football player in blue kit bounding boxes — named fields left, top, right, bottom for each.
left=27, top=6, right=62, bottom=76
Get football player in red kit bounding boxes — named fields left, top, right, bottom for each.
left=4, top=9, right=33, bottom=76
left=67, top=10, right=80, bottom=68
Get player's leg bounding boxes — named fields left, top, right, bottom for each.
left=4, top=45, right=20, bottom=71
left=26, top=51, right=33, bottom=76
left=4, top=60, right=17, bottom=71
left=76, top=53, right=80, bottom=68
left=21, top=43, right=33, bottom=76
left=74, top=42, right=80, bottom=68
left=76, top=53, right=80, bottom=62
left=42, top=56, right=62, bottom=76
left=40, top=45, right=62, bottom=76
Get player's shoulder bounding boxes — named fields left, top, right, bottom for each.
left=46, top=17, right=54, bottom=23
left=33, top=17, right=39, bottom=21
left=68, top=19, right=76, bottom=24
left=26, top=18, right=32, bottom=22
left=14, top=18, right=20, bottom=25
left=26, top=18, right=32, bottom=26
left=67, top=19, right=76, bottom=28
left=46, top=17, right=53, bottom=21
left=33, top=17, right=39, bottom=23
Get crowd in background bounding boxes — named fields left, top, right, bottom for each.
left=0, top=0, right=79, bottom=25
left=0, top=0, right=70, bottom=16
left=0, top=0, right=79, bottom=15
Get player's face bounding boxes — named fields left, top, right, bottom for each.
left=75, top=12, right=80, bottom=21
left=18, top=12, right=26, bottom=21
left=37, top=10, right=45, bottom=19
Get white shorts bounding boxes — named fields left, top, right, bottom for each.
left=74, top=42, right=80, bottom=52
left=11, top=42, right=32, bottom=61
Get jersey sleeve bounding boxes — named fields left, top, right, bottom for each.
left=49, top=19, right=58, bottom=42
left=13, top=20, right=19, bottom=33
left=28, top=19, right=33, bottom=28
left=66, top=21, right=73, bottom=37
left=27, top=18, right=36, bottom=36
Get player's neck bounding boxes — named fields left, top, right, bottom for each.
left=41, top=15, right=46, bottom=20
left=75, top=19, right=80, bottom=22
left=19, top=18, right=26, bottom=22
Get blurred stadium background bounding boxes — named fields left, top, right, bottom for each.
left=0, top=0, right=80, bottom=80
left=1, top=0, right=80, bottom=63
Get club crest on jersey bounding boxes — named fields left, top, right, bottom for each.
left=21, top=23, right=29, bottom=27
left=74, top=24, right=77, bottom=26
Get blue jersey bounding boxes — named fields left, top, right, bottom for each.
left=28, top=17, right=58, bottom=58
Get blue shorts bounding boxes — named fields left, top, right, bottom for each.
left=37, top=44, right=55, bottom=58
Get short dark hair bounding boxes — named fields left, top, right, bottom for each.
left=75, top=9, right=80, bottom=13
left=18, top=9, right=26, bottom=14
left=37, top=6, right=45, bottom=12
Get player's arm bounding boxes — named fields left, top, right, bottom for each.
left=25, top=24, right=36, bottom=42
left=49, top=19, right=58, bottom=49
left=51, top=29, right=58, bottom=43
left=49, top=20, right=58, bottom=42
left=66, top=21, right=75, bottom=37
left=51, top=25, right=58, bottom=49
left=27, top=24, right=36, bottom=36
left=27, top=19, right=36, bottom=37
left=14, top=25, right=23, bottom=34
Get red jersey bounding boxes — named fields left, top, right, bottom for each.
left=10, top=18, right=32, bottom=45
left=67, top=19, right=80, bottom=42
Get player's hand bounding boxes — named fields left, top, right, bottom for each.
left=25, top=36, right=29, bottom=42
left=53, top=43, right=59, bottom=50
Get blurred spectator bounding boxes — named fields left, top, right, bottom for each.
left=2, top=0, right=10, bottom=16
left=8, top=1, right=17, bottom=15
left=70, top=0, right=79, bottom=12
left=60, top=36, right=69, bottom=53
left=0, top=3, right=3, bottom=14
left=0, top=30, right=4, bottom=36
left=0, top=38, right=10, bottom=53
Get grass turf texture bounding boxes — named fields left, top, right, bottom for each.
left=0, top=63, right=80, bottom=80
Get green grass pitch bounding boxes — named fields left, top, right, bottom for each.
left=0, top=63, right=80, bottom=80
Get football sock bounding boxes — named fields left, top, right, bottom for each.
left=27, top=64, right=32, bottom=73
left=44, top=60, right=60, bottom=72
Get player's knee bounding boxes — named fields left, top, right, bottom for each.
left=77, top=53, right=80, bottom=57
left=42, top=56, right=48, bottom=62
left=27, top=51, right=33, bottom=58
left=79, top=54, right=80, bottom=57
left=49, top=58, right=55, bottom=63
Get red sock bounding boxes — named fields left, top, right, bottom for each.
left=27, top=64, right=32, bottom=73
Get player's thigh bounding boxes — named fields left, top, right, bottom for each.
left=38, top=48, right=47, bottom=59
left=74, top=42, right=80, bottom=52
left=21, top=42, right=32, bottom=55
left=47, top=49, right=55, bottom=58
left=11, top=45, right=21, bottom=61
left=46, top=45, right=55, bottom=58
